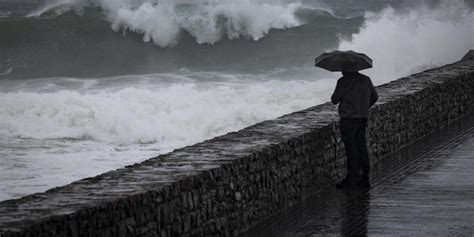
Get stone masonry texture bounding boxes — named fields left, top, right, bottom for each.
left=0, top=56, right=473, bottom=237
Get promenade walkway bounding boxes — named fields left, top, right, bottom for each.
left=243, top=112, right=474, bottom=236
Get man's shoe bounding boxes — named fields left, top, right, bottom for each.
left=336, top=178, right=354, bottom=189
left=357, top=179, right=371, bottom=189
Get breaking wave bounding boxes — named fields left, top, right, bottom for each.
left=29, top=0, right=305, bottom=47
left=0, top=76, right=332, bottom=147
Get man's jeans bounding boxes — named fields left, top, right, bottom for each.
left=340, top=118, right=370, bottom=180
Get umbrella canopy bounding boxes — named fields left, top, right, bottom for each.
left=314, top=50, right=372, bottom=72
left=461, top=49, right=474, bottom=61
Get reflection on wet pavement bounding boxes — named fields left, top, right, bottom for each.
left=243, top=113, right=474, bottom=236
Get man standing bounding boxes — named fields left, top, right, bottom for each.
left=331, top=71, right=378, bottom=188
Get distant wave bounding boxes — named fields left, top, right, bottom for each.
left=2, top=3, right=354, bottom=80
left=28, top=0, right=310, bottom=47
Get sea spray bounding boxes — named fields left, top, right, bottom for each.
left=338, top=0, right=474, bottom=84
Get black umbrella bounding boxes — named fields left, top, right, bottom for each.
left=314, top=50, right=372, bottom=72
left=461, top=49, right=474, bottom=61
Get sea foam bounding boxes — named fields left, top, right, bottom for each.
left=0, top=76, right=335, bottom=200
left=0, top=74, right=334, bottom=151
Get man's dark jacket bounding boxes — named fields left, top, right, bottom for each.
left=331, top=72, right=378, bottom=118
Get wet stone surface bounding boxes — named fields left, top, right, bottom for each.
left=242, top=112, right=474, bottom=237
left=0, top=58, right=473, bottom=236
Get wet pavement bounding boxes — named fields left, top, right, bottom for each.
left=242, top=112, right=474, bottom=237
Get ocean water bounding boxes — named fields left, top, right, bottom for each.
left=0, top=0, right=473, bottom=201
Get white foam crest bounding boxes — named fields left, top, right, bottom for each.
left=30, top=0, right=303, bottom=47
left=338, top=0, right=474, bottom=84
left=114, top=0, right=303, bottom=47
left=0, top=79, right=331, bottom=148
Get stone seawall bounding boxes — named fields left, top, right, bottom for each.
left=1, top=58, right=473, bottom=237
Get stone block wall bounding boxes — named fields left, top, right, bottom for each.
left=0, top=58, right=473, bottom=237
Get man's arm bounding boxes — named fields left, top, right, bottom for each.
left=331, top=79, right=343, bottom=104
left=369, top=79, right=378, bottom=107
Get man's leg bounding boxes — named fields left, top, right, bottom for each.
left=355, top=118, right=370, bottom=187
left=338, top=118, right=359, bottom=188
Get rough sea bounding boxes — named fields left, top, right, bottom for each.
left=0, top=0, right=473, bottom=201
